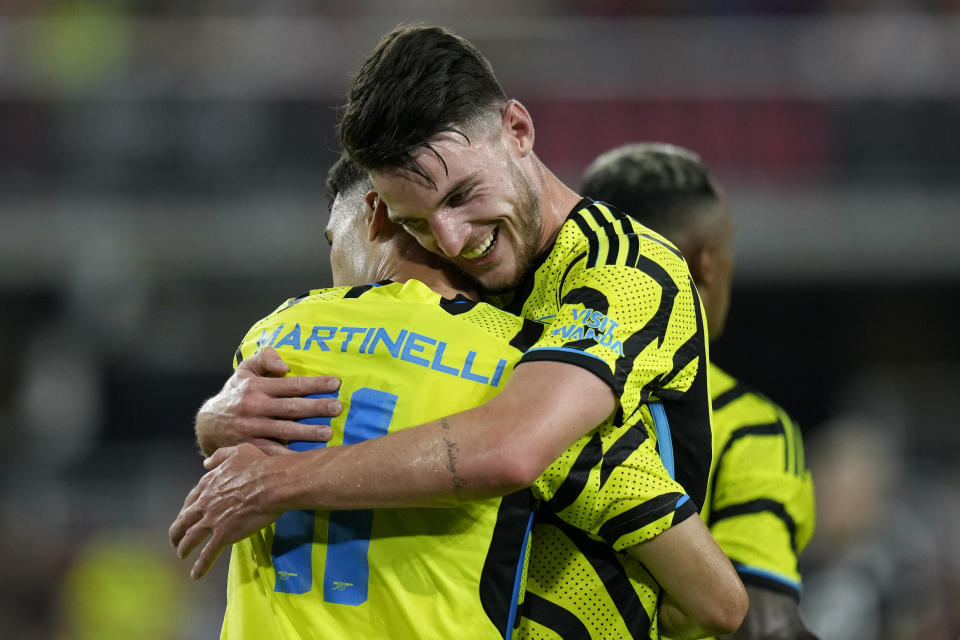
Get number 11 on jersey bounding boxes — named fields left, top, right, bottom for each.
left=272, top=388, right=399, bottom=605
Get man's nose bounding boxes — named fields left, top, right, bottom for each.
left=429, top=212, right=472, bottom=258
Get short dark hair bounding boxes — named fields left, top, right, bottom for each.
left=580, top=143, right=720, bottom=235
left=325, top=154, right=372, bottom=212
left=338, top=25, right=507, bottom=183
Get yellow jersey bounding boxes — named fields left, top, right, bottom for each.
left=705, top=364, right=815, bottom=597
left=222, top=280, right=541, bottom=640
left=488, top=199, right=712, bottom=639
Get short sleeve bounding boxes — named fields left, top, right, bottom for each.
left=519, top=253, right=701, bottom=406
left=708, top=408, right=816, bottom=597
left=530, top=409, right=697, bottom=552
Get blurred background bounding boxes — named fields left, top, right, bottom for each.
left=1, top=1, right=959, bottom=638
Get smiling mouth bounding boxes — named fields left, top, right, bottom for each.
left=461, top=227, right=498, bottom=260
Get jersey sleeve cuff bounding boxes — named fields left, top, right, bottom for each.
left=600, top=493, right=696, bottom=551
left=518, top=347, right=617, bottom=392
left=732, top=562, right=802, bottom=599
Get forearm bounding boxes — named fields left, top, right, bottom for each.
left=266, top=361, right=616, bottom=511
left=630, top=515, right=748, bottom=638
left=272, top=406, right=521, bottom=510
left=660, top=592, right=716, bottom=640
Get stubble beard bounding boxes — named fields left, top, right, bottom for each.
left=471, top=163, right=542, bottom=295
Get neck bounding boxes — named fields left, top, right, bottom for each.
left=378, top=247, right=479, bottom=301
left=530, top=156, right=583, bottom=254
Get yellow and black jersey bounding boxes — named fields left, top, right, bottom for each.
left=489, top=199, right=711, bottom=639
left=704, top=364, right=816, bottom=598
left=488, top=198, right=712, bottom=515
left=521, top=514, right=673, bottom=640
left=522, top=399, right=697, bottom=639
left=222, top=280, right=542, bottom=640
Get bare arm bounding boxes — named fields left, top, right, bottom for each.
left=628, top=515, right=749, bottom=639
left=723, top=586, right=818, bottom=640
left=170, top=360, right=616, bottom=577
left=195, top=347, right=343, bottom=456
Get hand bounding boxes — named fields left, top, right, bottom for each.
left=169, top=443, right=290, bottom=579
left=196, top=346, right=343, bottom=456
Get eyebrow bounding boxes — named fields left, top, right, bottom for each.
left=386, top=170, right=482, bottom=224
left=439, top=171, right=481, bottom=204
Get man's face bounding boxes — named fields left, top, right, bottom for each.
left=370, top=128, right=543, bottom=293
left=324, top=189, right=374, bottom=287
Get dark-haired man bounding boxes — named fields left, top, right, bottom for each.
left=581, top=143, right=817, bottom=640
left=175, top=26, right=745, bottom=638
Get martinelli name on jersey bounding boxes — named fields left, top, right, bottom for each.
left=255, top=322, right=509, bottom=388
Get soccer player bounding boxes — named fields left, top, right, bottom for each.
left=580, top=143, right=817, bottom=639
left=215, top=156, right=542, bottom=638
left=173, top=26, right=747, bottom=637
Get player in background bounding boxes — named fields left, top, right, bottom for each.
left=581, top=143, right=817, bottom=640
left=173, top=26, right=747, bottom=637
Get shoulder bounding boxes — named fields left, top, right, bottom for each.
left=709, top=364, right=806, bottom=474
left=240, top=281, right=428, bottom=340
left=710, top=364, right=792, bottom=423
left=565, top=200, right=685, bottom=262
left=241, top=285, right=348, bottom=332
left=262, top=280, right=429, bottom=319
left=546, top=200, right=693, bottom=297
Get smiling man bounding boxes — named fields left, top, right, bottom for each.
left=335, top=25, right=713, bottom=514
left=176, top=26, right=741, bottom=639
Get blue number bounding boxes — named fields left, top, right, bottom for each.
left=272, top=392, right=337, bottom=595
left=271, top=388, right=398, bottom=606
left=321, top=388, right=397, bottom=605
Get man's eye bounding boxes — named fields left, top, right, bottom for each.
left=447, top=192, right=469, bottom=207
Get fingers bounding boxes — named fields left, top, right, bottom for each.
left=235, top=376, right=341, bottom=420
left=258, top=375, right=341, bottom=401
left=192, top=537, right=227, bottom=579
left=172, top=514, right=226, bottom=580
left=171, top=445, right=270, bottom=580
left=239, top=393, right=340, bottom=422
left=181, top=478, right=205, bottom=510
left=170, top=497, right=205, bottom=548
left=249, top=438, right=297, bottom=456
left=169, top=511, right=193, bottom=548
left=273, top=417, right=334, bottom=441
left=203, top=446, right=233, bottom=470
left=242, top=348, right=342, bottom=392
left=176, top=517, right=212, bottom=560
left=240, top=346, right=291, bottom=377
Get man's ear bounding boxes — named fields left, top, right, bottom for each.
left=687, top=239, right=716, bottom=289
left=365, top=191, right=387, bottom=241
left=502, top=100, right=535, bottom=157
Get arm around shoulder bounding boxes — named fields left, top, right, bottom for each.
left=277, top=359, right=619, bottom=510
left=171, top=359, right=618, bottom=578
